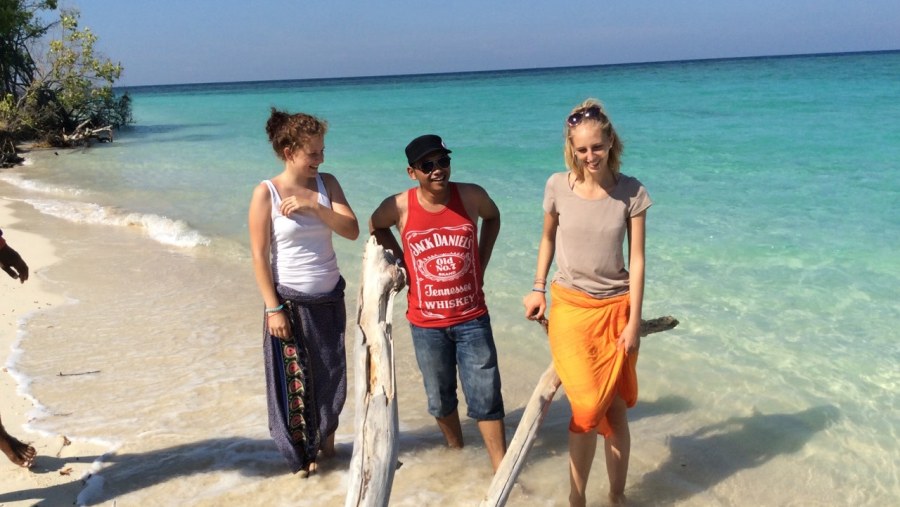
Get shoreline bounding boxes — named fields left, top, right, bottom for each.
left=0, top=196, right=107, bottom=506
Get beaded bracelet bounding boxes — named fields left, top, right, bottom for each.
left=265, top=304, right=284, bottom=313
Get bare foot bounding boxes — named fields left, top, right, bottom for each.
left=608, top=492, right=628, bottom=505
left=298, top=460, right=318, bottom=478
left=1, top=432, right=36, bottom=468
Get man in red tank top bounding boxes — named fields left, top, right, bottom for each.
left=370, top=134, right=507, bottom=471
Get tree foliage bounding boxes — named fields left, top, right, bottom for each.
left=44, top=9, right=131, bottom=131
left=0, top=0, right=58, bottom=99
left=1, top=1, right=130, bottom=159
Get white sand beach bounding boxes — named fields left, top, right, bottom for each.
left=1, top=197, right=108, bottom=506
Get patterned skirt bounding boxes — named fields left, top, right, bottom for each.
left=263, top=277, right=347, bottom=472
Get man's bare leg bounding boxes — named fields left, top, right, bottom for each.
left=436, top=408, right=464, bottom=448
left=477, top=419, right=507, bottom=472
left=0, top=414, right=35, bottom=468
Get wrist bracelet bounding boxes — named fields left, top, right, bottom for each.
left=265, top=304, right=284, bottom=313
left=531, top=287, right=546, bottom=293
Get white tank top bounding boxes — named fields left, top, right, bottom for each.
left=264, top=176, right=340, bottom=294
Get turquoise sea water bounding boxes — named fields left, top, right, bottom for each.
left=1, top=51, right=898, bottom=505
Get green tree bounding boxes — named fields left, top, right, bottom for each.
left=0, top=0, right=58, bottom=100
left=43, top=8, right=130, bottom=131
left=1, top=3, right=130, bottom=154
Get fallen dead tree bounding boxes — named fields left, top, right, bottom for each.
left=345, top=237, right=407, bottom=507
left=481, top=316, right=680, bottom=507
left=61, top=119, right=113, bottom=145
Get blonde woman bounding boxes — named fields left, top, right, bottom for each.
left=523, top=99, right=651, bottom=505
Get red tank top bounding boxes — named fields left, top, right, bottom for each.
left=402, top=184, right=487, bottom=327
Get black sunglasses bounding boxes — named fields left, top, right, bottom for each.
left=567, top=105, right=607, bottom=127
left=417, top=155, right=451, bottom=173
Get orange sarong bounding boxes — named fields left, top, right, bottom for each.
left=548, top=283, right=637, bottom=435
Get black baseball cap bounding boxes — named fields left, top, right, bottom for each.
left=405, top=134, right=452, bottom=166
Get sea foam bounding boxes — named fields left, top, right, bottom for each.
left=0, top=171, right=84, bottom=196
left=23, top=197, right=210, bottom=248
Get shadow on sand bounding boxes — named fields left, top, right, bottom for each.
left=475, top=395, right=838, bottom=505
left=2, top=398, right=826, bottom=505
left=0, top=437, right=283, bottom=505
left=0, top=416, right=531, bottom=506
left=627, top=405, right=841, bottom=505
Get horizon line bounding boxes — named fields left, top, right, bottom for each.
left=118, top=48, right=899, bottom=90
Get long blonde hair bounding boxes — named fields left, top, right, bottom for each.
left=563, top=98, right=623, bottom=180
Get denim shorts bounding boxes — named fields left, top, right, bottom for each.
left=409, top=314, right=505, bottom=420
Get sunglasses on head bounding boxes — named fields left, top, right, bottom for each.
left=567, top=105, right=607, bottom=127
left=417, top=155, right=451, bottom=173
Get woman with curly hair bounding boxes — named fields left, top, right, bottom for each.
left=248, top=108, right=359, bottom=476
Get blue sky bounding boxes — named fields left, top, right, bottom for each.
left=61, top=0, right=900, bottom=86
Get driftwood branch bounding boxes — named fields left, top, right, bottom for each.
left=345, top=237, right=407, bottom=507
left=481, top=315, right=679, bottom=507
left=62, top=120, right=113, bottom=145
left=57, top=370, right=100, bottom=377
left=638, top=316, right=680, bottom=337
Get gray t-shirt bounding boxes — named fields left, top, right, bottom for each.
left=543, top=171, right=652, bottom=298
